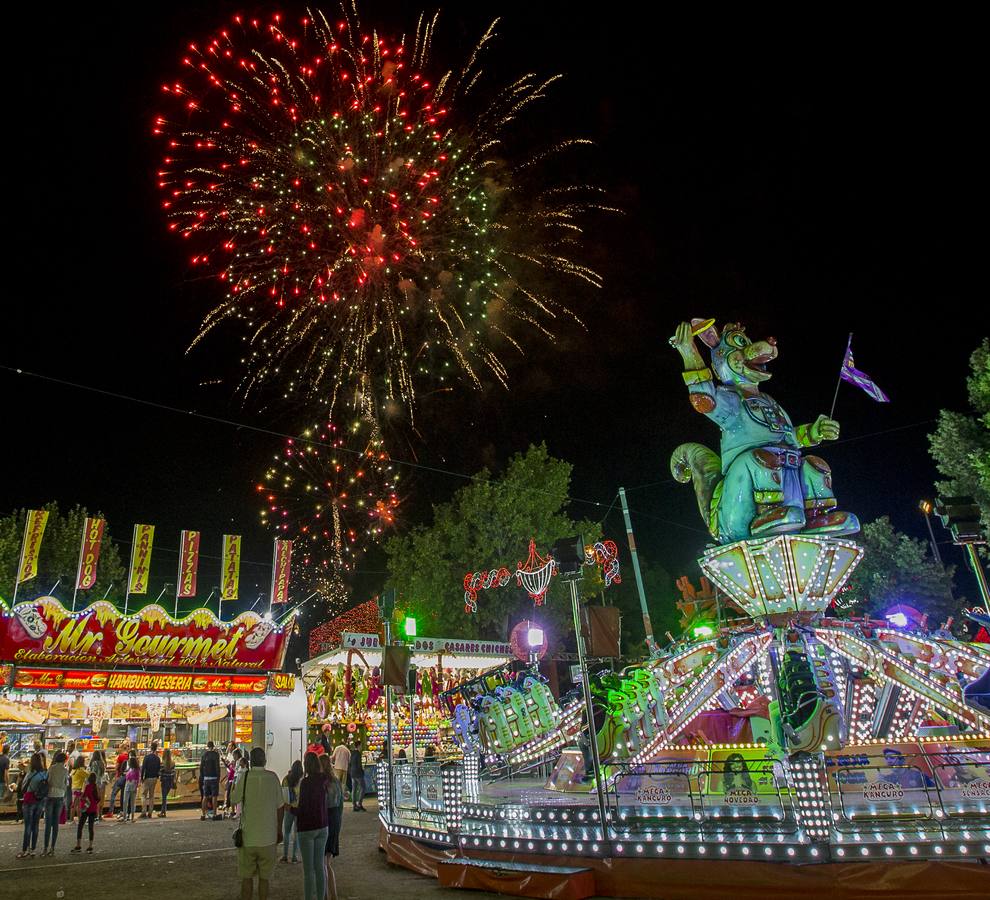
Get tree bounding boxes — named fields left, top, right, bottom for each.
left=0, top=502, right=126, bottom=606
left=608, top=557, right=680, bottom=655
left=385, top=444, right=602, bottom=642
left=929, top=338, right=990, bottom=534
left=842, top=516, right=961, bottom=625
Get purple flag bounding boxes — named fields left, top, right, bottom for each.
left=839, top=338, right=890, bottom=402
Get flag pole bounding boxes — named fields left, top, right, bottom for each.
left=829, top=332, right=852, bottom=420
left=124, top=524, right=138, bottom=616
left=174, top=533, right=184, bottom=618
left=11, top=514, right=31, bottom=607
left=268, top=539, right=278, bottom=617
left=72, top=520, right=88, bottom=612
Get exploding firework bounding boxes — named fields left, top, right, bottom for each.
left=257, top=406, right=399, bottom=611
left=155, top=5, right=609, bottom=417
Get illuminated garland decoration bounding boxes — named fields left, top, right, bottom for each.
left=153, top=7, right=610, bottom=418
left=516, top=539, right=557, bottom=606
left=584, top=539, right=620, bottom=587
left=462, top=538, right=623, bottom=614
left=308, top=597, right=380, bottom=656
left=463, top=567, right=512, bottom=613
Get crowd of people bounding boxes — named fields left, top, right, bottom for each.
left=5, top=736, right=369, bottom=900
left=8, top=738, right=181, bottom=857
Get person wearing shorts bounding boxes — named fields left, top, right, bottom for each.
left=199, top=740, right=222, bottom=820
left=230, top=748, right=283, bottom=900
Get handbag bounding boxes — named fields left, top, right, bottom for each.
left=232, top=770, right=248, bottom=848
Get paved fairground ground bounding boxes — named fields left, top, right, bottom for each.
left=0, top=798, right=502, bottom=900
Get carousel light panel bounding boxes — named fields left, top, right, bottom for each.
left=700, top=535, right=864, bottom=617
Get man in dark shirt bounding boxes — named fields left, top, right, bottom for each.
left=140, top=742, right=162, bottom=818
left=349, top=742, right=366, bottom=811
left=0, top=745, right=10, bottom=802
left=199, top=740, right=222, bottom=821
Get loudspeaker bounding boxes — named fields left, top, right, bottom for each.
left=382, top=645, right=411, bottom=689
left=552, top=535, right=585, bottom=576
left=582, top=605, right=621, bottom=657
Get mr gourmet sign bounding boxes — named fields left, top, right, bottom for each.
left=0, top=596, right=290, bottom=672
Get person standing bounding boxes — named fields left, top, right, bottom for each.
left=70, top=755, right=88, bottom=822
left=107, top=748, right=128, bottom=818
left=63, top=741, right=77, bottom=822
left=200, top=740, right=222, bottom=821
left=159, top=748, right=176, bottom=817
left=229, top=747, right=283, bottom=900
left=0, top=745, right=10, bottom=802
left=318, top=756, right=343, bottom=900
left=140, top=742, right=161, bottom=818
left=296, top=752, right=329, bottom=900
left=280, top=761, right=303, bottom=863
left=225, top=748, right=242, bottom=819
left=71, top=772, right=100, bottom=854
left=42, top=751, right=68, bottom=856
left=89, top=750, right=107, bottom=815
left=330, top=742, right=350, bottom=797
left=16, top=753, right=47, bottom=858
left=123, top=756, right=140, bottom=822
left=348, top=743, right=366, bottom=811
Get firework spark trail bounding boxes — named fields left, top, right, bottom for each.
left=257, top=394, right=399, bottom=611
left=155, top=3, right=606, bottom=419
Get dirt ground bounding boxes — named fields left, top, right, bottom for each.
left=0, top=798, right=501, bottom=900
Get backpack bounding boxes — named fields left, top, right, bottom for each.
left=31, top=771, right=49, bottom=801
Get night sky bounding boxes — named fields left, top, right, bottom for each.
left=4, top=3, right=985, bottom=628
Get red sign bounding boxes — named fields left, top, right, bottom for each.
left=177, top=530, right=201, bottom=598
left=76, top=518, right=105, bottom=591
left=271, top=540, right=292, bottom=605
left=0, top=596, right=291, bottom=672
left=269, top=672, right=296, bottom=694
left=12, top=667, right=269, bottom=695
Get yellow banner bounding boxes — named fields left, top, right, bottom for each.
left=221, top=534, right=242, bottom=601
left=18, top=510, right=50, bottom=583
left=128, top=524, right=155, bottom=595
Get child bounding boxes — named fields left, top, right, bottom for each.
left=72, top=773, right=100, bottom=853
left=70, top=755, right=88, bottom=821
left=123, top=757, right=140, bottom=822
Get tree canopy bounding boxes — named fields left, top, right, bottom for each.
left=929, top=338, right=990, bottom=534
left=0, top=502, right=126, bottom=606
left=385, top=444, right=605, bottom=642
left=842, top=516, right=961, bottom=625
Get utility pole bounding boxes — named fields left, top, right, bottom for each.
left=934, top=496, right=989, bottom=616
left=618, top=487, right=657, bottom=655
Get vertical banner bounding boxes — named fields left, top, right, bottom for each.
left=75, top=517, right=106, bottom=590
left=177, top=530, right=201, bottom=598
left=17, top=510, right=50, bottom=583
left=127, top=524, right=155, bottom=595
left=271, top=539, right=293, bottom=605
left=221, top=534, right=242, bottom=601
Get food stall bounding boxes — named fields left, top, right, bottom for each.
left=302, top=630, right=512, bottom=784
left=1, top=596, right=306, bottom=812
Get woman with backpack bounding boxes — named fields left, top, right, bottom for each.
left=280, top=760, right=302, bottom=863
left=16, top=753, right=47, bottom=858
left=71, top=772, right=100, bottom=854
